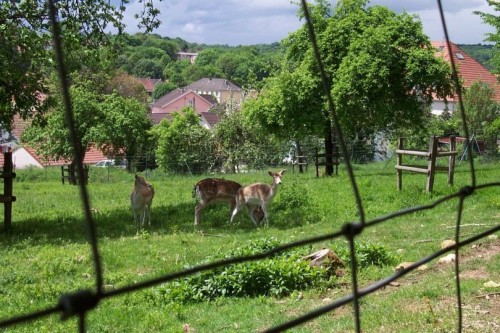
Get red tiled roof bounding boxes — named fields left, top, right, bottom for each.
left=432, top=41, right=500, bottom=102
left=137, top=78, right=162, bottom=93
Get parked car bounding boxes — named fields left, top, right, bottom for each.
left=94, top=159, right=127, bottom=169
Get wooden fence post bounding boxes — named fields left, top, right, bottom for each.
left=396, top=138, right=403, bottom=191
left=426, top=136, right=438, bottom=192
left=3, top=151, right=16, bottom=231
left=448, top=136, right=456, bottom=185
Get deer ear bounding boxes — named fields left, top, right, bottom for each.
left=268, top=171, right=273, bottom=176
left=280, top=169, right=286, bottom=175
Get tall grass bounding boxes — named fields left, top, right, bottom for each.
left=0, top=162, right=498, bottom=332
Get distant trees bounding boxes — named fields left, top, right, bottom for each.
left=475, top=0, right=500, bottom=74
left=0, top=0, right=161, bottom=132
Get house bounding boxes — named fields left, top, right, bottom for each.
left=150, top=88, right=217, bottom=115
left=176, top=52, right=198, bottom=64
left=150, top=78, right=246, bottom=128
left=184, top=77, right=244, bottom=106
left=431, top=41, right=500, bottom=115
left=0, top=115, right=111, bottom=169
left=137, top=78, right=162, bottom=97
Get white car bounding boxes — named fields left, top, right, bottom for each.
left=95, top=159, right=127, bottom=168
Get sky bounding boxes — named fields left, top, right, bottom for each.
left=120, top=0, right=497, bottom=46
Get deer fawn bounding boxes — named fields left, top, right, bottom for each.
left=131, top=175, right=155, bottom=229
left=230, top=169, right=286, bottom=227
left=193, top=178, right=264, bottom=226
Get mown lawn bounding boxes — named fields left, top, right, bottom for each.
left=0, top=161, right=499, bottom=332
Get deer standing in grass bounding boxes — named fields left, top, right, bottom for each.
left=193, top=178, right=264, bottom=226
left=131, top=175, right=155, bottom=229
left=230, top=170, right=285, bottom=227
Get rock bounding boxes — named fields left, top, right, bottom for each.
left=394, top=262, right=414, bottom=272
left=483, top=281, right=500, bottom=288
left=438, top=253, right=456, bottom=264
left=440, top=240, right=456, bottom=249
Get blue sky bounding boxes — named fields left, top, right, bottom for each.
left=120, top=0, right=496, bottom=45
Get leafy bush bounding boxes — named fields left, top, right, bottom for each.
left=332, top=241, right=398, bottom=269
left=150, top=238, right=328, bottom=304
left=272, top=181, right=322, bottom=226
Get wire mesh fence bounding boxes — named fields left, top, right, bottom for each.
left=1, top=0, right=499, bottom=332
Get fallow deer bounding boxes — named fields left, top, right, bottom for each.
left=131, top=175, right=155, bottom=229
left=193, top=178, right=264, bottom=226
left=230, top=169, right=286, bottom=227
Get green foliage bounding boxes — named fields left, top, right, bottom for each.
left=21, top=86, right=104, bottom=162
left=150, top=107, right=216, bottom=173
left=92, top=92, right=153, bottom=170
left=152, top=82, right=177, bottom=101
left=272, top=181, right=323, bottom=226
left=474, top=1, right=500, bottom=74
left=152, top=238, right=328, bottom=303
left=0, top=0, right=161, bottom=131
left=213, top=111, right=290, bottom=172
left=454, top=81, right=500, bottom=153
left=333, top=242, right=399, bottom=269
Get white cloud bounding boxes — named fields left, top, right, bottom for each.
left=120, top=0, right=495, bottom=45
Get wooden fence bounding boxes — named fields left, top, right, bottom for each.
left=395, top=136, right=457, bottom=192
left=61, top=164, right=89, bottom=185
left=1, top=151, right=16, bottom=231
left=314, top=146, right=340, bottom=177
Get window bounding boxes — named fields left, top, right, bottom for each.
left=455, top=52, right=465, bottom=60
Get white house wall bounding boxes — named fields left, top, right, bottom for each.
left=431, top=100, right=455, bottom=116
left=12, top=148, right=43, bottom=169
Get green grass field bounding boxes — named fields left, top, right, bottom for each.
left=0, top=161, right=499, bottom=332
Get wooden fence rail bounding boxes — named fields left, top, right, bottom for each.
left=396, top=136, right=457, bottom=192
left=61, top=164, right=89, bottom=185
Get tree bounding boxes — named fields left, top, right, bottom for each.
left=248, top=0, right=453, bottom=175
left=92, top=93, right=153, bottom=170
left=150, top=108, right=215, bottom=174
left=475, top=0, right=500, bottom=75
left=152, top=82, right=178, bottom=101
left=214, top=110, right=289, bottom=172
left=453, top=81, right=500, bottom=154
left=0, top=0, right=161, bottom=131
left=243, top=68, right=324, bottom=171
left=21, top=86, right=104, bottom=163
left=106, top=71, right=149, bottom=103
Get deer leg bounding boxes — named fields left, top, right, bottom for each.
left=247, top=205, right=259, bottom=226
left=194, top=202, right=206, bottom=226
left=147, top=205, right=151, bottom=226
left=261, top=204, right=269, bottom=228
left=230, top=204, right=243, bottom=224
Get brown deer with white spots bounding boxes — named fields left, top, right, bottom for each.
left=131, top=175, right=155, bottom=229
left=230, top=170, right=285, bottom=227
left=193, top=178, right=263, bottom=226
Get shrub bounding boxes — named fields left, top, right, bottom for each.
left=151, top=238, right=328, bottom=304
left=332, top=241, right=398, bottom=269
